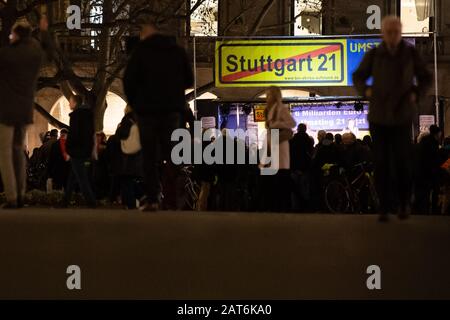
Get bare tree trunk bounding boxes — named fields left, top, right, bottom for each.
left=90, top=0, right=113, bottom=131
left=93, top=89, right=109, bottom=132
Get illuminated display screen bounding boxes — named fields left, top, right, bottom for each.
left=290, top=103, right=370, bottom=139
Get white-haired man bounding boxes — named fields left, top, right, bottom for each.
left=353, top=16, right=432, bottom=221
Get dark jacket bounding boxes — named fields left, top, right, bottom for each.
left=66, top=105, right=95, bottom=159
left=416, top=134, right=444, bottom=183
left=123, top=34, right=194, bottom=116
left=0, top=38, right=43, bottom=125
left=112, top=112, right=144, bottom=177
left=290, top=132, right=314, bottom=171
left=48, top=138, right=70, bottom=187
left=337, top=142, right=371, bottom=171
left=353, top=40, right=432, bottom=126
left=313, top=140, right=339, bottom=170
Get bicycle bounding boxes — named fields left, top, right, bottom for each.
left=180, top=165, right=201, bottom=210
left=324, top=162, right=379, bottom=214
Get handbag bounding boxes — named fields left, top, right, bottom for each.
left=120, top=121, right=142, bottom=154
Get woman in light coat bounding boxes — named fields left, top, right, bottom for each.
left=263, top=86, right=296, bottom=212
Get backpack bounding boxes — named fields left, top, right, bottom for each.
left=120, top=121, right=142, bottom=155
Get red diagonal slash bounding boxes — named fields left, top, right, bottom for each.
left=221, top=44, right=341, bottom=82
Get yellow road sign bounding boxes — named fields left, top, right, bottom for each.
left=215, top=39, right=347, bottom=87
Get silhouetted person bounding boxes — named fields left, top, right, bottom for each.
left=113, top=106, right=144, bottom=209
left=290, top=123, right=314, bottom=211
left=313, top=130, right=327, bottom=158
left=63, top=95, right=96, bottom=208
left=123, top=15, right=194, bottom=211
left=415, top=125, right=444, bottom=214
left=39, top=129, right=58, bottom=182
left=48, top=129, right=70, bottom=190
left=93, top=132, right=109, bottom=199
left=362, top=135, right=373, bottom=150
left=338, top=133, right=371, bottom=171
left=313, top=132, right=339, bottom=170
left=0, top=23, right=43, bottom=209
left=353, top=16, right=432, bottom=221
left=334, top=133, right=343, bottom=146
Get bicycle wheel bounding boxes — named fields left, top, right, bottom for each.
left=325, top=180, right=351, bottom=213
left=184, top=180, right=201, bottom=210
left=367, top=177, right=380, bottom=213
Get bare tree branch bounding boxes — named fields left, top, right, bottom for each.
left=34, top=102, right=69, bottom=129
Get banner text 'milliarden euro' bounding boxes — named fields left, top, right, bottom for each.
left=225, top=54, right=337, bottom=77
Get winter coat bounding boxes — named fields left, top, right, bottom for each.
left=290, top=132, right=314, bottom=172
left=123, top=34, right=194, bottom=116
left=416, top=134, right=445, bottom=184
left=265, top=103, right=296, bottom=170
left=48, top=138, right=70, bottom=187
left=66, top=105, right=95, bottom=159
left=353, top=40, right=432, bottom=126
left=0, top=38, right=43, bottom=125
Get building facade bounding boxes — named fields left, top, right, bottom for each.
left=3, top=0, right=447, bottom=150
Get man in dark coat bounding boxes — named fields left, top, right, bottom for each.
left=0, top=23, right=43, bottom=209
left=123, top=16, right=194, bottom=211
left=290, top=123, right=314, bottom=172
left=290, top=123, right=314, bottom=211
left=414, top=125, right=444, bottom=214
left=353, top=16, right=432, bottom=221
left=63, top=95, right=96, bottom=208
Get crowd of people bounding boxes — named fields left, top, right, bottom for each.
left=25, top=104, right=145, bottom=210
left=0, top=14, right=449, bottom=219
left=19, top=115, right=450, bottom=215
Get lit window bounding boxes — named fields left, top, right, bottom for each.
left=294, top=0, right=322, bottom=36
left=401, top=0, right=430, bottom=37
left=89, top=1, right=103, bottom=48
left=190, top=0, right=218, bottom=36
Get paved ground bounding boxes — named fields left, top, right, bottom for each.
left=0, top=208, right=449, bottom=299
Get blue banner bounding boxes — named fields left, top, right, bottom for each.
left=347, top=38, right=382, bottom=86
left=291, top=103, right=370, bottom=137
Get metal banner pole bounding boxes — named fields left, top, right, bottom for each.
left=433, top=0, right=440, bottom=124
left=193, top=36, right=198, bottom=120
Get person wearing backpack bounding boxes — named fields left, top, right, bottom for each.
left=115, top=106, right=144, bottom=209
